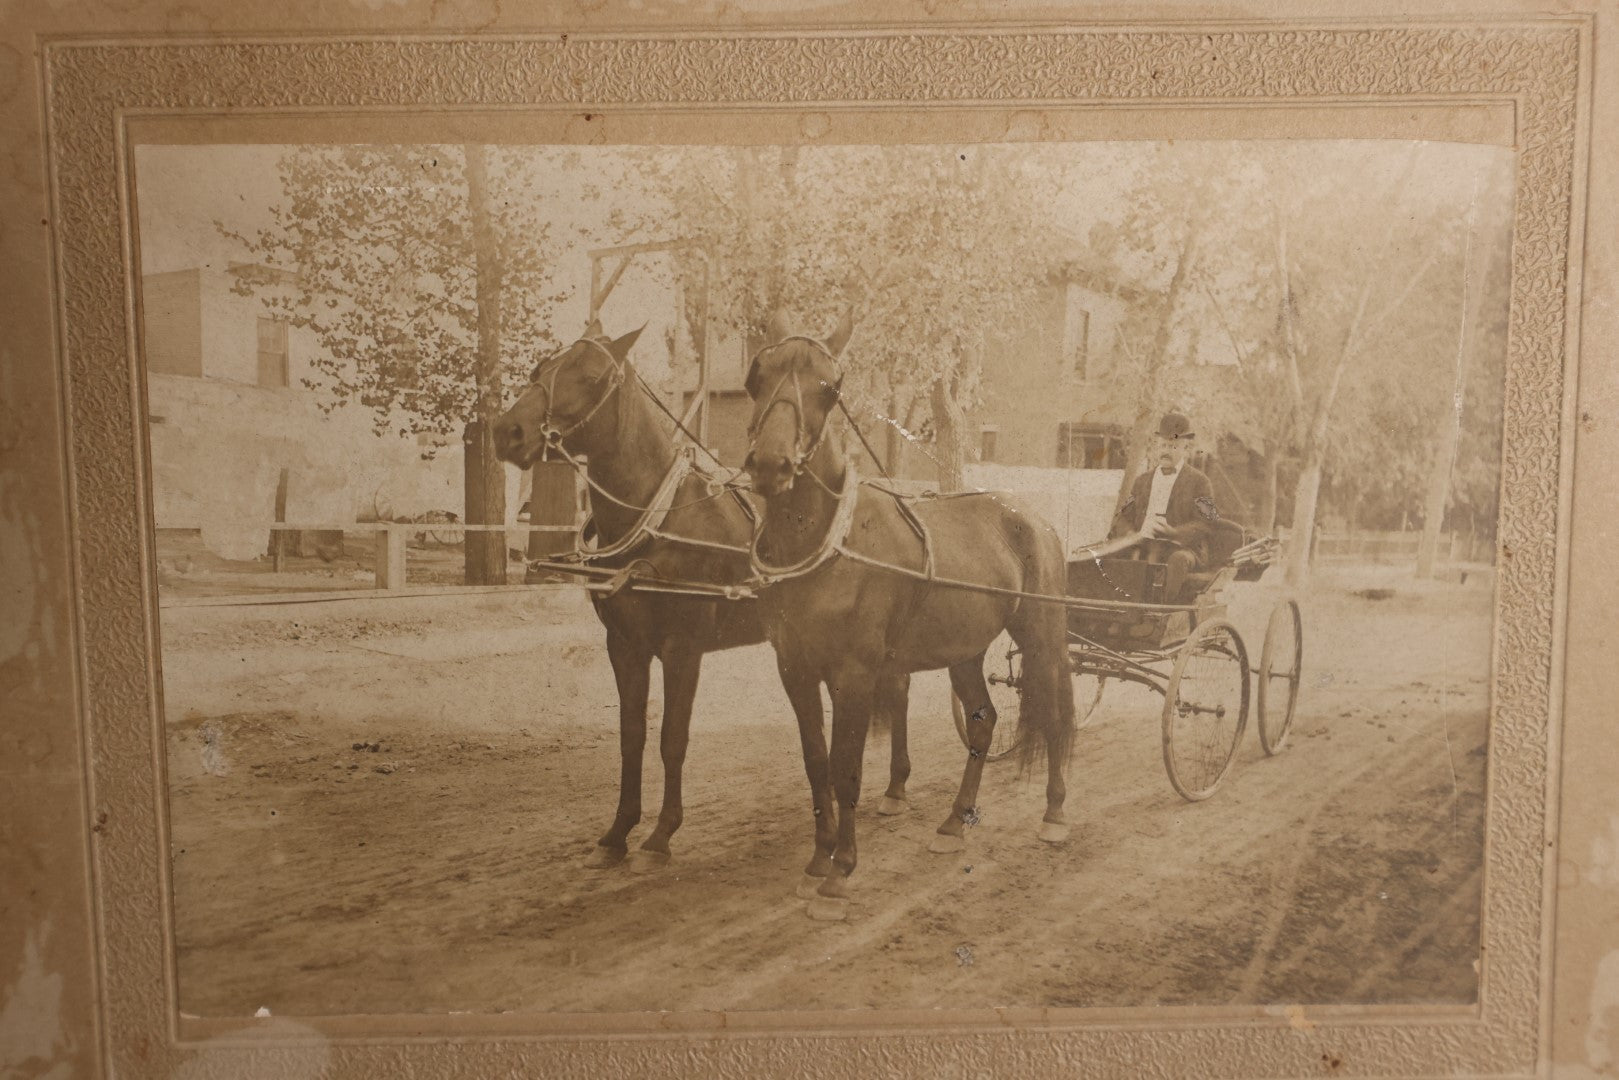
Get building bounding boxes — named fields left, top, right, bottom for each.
left=141, top=264, right=510, bottom=560
left=970, top=267, right=1139, bottom=471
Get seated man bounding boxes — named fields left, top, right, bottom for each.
left=1107, top=411, right=1223, bottom=603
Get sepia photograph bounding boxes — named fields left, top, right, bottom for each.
left=136, top=135, right=1513, bottom=1019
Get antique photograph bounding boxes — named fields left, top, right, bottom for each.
left=137, top=136, right=1513, bottom=1018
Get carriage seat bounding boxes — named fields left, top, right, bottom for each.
left=1169, top=519, right=1247, bottom=604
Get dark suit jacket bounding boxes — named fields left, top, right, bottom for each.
left=1109, top=464, right=1220, bottom=565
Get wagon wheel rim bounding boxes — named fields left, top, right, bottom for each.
left=953, top=637, right=1023, bottom=762
left=1256, top=598, right=1304, bottom=756
left=1161, top=618, right=1250, bottom=802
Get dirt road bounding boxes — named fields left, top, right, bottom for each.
left=160, top=568, right=1490, bottom=1016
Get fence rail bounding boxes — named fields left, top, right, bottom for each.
left=266, top=522, right=577, bottom=589
left=1312, top=530, right=1491, bottom=565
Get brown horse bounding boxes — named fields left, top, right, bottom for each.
left=743, top=320, right=1077, bottom=919
left=492, top=325, right=913, bottom=873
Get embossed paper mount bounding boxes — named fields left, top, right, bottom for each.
left=44, top=22, right=1587, bottom=1078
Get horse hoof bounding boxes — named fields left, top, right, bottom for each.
left=1037, top=821, right=1070, bottom=845
left=806, top=896, right=849, bottom=922
left=796, top=874, right=825, bottom=900
left=876, top=796, right=907, bottom=816
left=928, top=832, right=966, bottom=854
left=584, top=846, right=627, bottom=869
left=628, top=848, right=672, bottom=873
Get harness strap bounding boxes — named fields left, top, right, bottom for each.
left=575, top=450, right=694, bottom=561
left=878, top=484, right=935, bottom=645
left=748, top=464, right=860, bottom=583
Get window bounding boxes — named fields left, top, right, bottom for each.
left=256, top=317, right=289, bottom=388
left=979, top=425, right=999, bottom=463
left=1056, top=422, right=1126, bottom=469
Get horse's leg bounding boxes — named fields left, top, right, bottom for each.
left=777, top=652, right=836, bottom=899
left=876, top=673, right=911, bottom=816
left=587, top=627, right=651, bottom=869
left=812, top=667, right=876, bottom=920
left=629, top=635, right=702, bottom=872
left=930, top=654, right=994, bottom=855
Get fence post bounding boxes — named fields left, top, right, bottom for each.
left=376, top=525, right=407, bottom=590
left=270, top=467, right=289, bottom=572
left=527, top=461, right=577, bottom=560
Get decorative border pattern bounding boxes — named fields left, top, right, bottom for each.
left=44, top=23, right=1583, bottom=1078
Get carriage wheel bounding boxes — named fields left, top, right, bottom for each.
left=1256, top=598, right=1303, bottom=755
left=952, top=636, right=1024, bottom=762
left=1161, top=618, right=1250, bottom=802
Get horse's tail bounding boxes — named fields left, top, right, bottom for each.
left=1011, top=519, right=1077, bottom=776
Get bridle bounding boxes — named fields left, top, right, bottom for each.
left=744, top=336, right=845, bottom=483
left=528, top=336, right=626, bottom=446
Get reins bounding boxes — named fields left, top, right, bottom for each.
left=521, top=336, right=755, bottom=565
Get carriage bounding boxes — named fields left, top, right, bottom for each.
left=950, top=522, right=1304, bottom=802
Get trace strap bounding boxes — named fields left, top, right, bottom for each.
left=748, top=464, right=861, bottom=584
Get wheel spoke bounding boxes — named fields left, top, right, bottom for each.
left=1162, top=620, right=1249, bottom=801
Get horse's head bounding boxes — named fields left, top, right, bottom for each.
left=742, top=310, right=853, bottom=497
left=493, top=323, right=643, bottom=469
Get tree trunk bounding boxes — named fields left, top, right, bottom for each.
left=884, top=391, right=906, bottom=479
left=1417, top=184, right=1481, bottom=579
left=1256, top=447, right=1279, bottom=534
left=1114, top=220, right=1204, bottom=515
left=463, top=143, right=508, bottom=586
left=1415, top=440, right=1454, bottom=579
left=1285, top=450, right=1324, bottom=587
left=930, top=374, right=967, bottom=494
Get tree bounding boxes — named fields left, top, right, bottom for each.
left=663, top=144, right=1074, bottom=491
left=1263, top=149, right=1467, bottom=585
left=1073, top=143, right=1280, bottom=518
left=1093, top=141, right=1509, bottom=588
left=1414, top=156, right=1515, bottom=575
left=222, top=145, right=579, bottom=583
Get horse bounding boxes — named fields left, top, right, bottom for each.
left=741, top=316, right=1077, bottom=919
left=492, top=324, right=914, bottom=874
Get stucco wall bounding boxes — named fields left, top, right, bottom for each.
left=140, top=268, right=202, bottom=377
left=962, top=462, right=1123, bottom=550
left=972, top=280, right=1133, bottom=469
left=143, top=268, right=518, bottom=559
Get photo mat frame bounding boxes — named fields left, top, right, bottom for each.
left=42, top=20, right=1588, bottom=1077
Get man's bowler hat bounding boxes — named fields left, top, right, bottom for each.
left=1157, top=411, right=1195, bottom=440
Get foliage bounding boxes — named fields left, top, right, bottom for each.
left=221, top=145, right=586, bottom=441
left=659, top=145, right=1077, bottom=486
left=1087, top=142, right=1513, bottom=571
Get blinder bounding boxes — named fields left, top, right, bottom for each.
left=525, top=335, right=628, bottom=446
left=744, top=336, right=846, bottom=481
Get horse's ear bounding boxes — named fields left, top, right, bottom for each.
left=606, top=325, right=644, bottom=364
left=583, top=317, right=604, bottom=339
left=823, top=309, right=854, bottom=358
left=765, top=308, right=793, bottom=346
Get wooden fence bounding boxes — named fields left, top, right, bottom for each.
left=269, top=522, right=575, bottom=590
left=1312, top=530, right=1493, bottom=566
